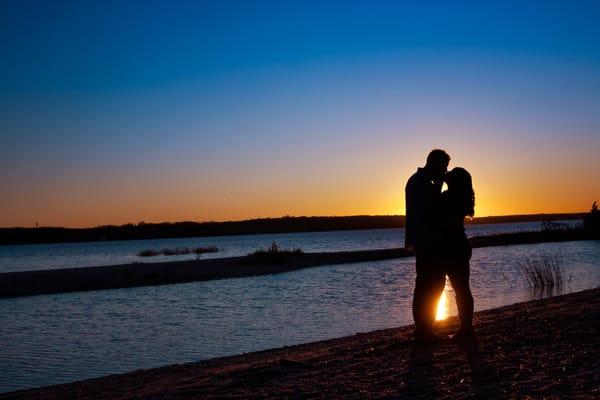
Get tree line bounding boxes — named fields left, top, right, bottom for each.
left=0, top=213, right=586, bottom=245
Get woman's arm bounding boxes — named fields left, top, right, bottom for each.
left=443, top=215, right=465, bottom=232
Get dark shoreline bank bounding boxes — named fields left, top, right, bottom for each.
left=0, top=213, right=585, bottom=246
left=4, top=288, right=599, bottom=399
left=1, top=229, right=597, bottom=299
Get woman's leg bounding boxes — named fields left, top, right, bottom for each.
left=447, top=261, right=474, bottom=331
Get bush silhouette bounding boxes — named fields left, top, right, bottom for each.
left=583, top=201, right=600, bottom=232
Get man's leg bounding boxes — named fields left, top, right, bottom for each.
left=413, top=256, right=446, bottom=337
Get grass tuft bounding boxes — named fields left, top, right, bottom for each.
left=137, top=249, right=161, bottom=257
left=193, top=246, right=219, bottom=255
left=519, top=253, right=565, bottom=290
left=245, top=242, right=303, bottom=264
left=137, top=246, right=219, bottom=257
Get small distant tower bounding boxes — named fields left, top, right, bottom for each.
left=35, top=221, right=39, bottom=228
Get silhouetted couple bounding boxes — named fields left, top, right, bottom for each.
left=405, top=149, right=475, bottom=344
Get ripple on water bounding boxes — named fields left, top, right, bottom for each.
left=0, top=239, right=599, bottom=393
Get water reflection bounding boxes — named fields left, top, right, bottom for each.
left=0, top=240, right=598, bottom=393
left=0, top=221, right=579, bottom=273
left=527, top=286, right=566, bottom=301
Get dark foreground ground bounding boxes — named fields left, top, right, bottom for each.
left=5, top=288, right=599, bottom=399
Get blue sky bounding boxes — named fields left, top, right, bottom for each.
left=2, top=1, right=599, bottom=93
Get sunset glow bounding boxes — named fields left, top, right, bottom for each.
left=1, top=2, right=599, bottom=227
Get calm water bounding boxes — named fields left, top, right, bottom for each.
left=0, top=224, right=598, bottom=393
left=0, top=221, right=581, bottom=272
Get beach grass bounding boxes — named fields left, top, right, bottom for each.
left=519, top=253, right=565, bottom=289
left=137, top=246, right=218, bottom=257
left=245, top=242, right=303, bottom=263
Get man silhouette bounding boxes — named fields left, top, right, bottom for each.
left=405, top=149, right=450, bottom=344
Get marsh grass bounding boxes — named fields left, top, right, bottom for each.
left=193, top=246, right=219, bottom=255
left=137, top=246, right=218, bottom=257
left=137, top=249, right=161, bottom=257
left=245, top=242, right=303, bottom=263
left=519, top=253, right=565, bottom=290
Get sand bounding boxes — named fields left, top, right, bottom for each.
left=4, top=288, right=599, bottom=399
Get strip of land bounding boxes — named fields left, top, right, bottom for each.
left=4, top=288, right=599, bottom=399
left=0, top=213, right=585, bottom=245
left=0, top=230, right=597, bottom=298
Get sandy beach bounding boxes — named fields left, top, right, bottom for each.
left=4, top=287, right=598, bottom=399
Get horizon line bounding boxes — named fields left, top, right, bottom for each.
left=1, top=211, right=588, bottom=230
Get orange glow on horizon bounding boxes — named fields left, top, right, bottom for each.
left=1, top=179, right=595, bottom=228
left=1, top=136, right=598, bottom=228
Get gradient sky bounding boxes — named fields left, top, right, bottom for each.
left=1, top=1, right=599, bottom=227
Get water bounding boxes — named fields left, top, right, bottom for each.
left=0, top=221, right=580, bottom=272
left=0, top=224, right=598, bottom=393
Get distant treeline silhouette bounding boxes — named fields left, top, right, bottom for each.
left=0, top=213, right=586, bottom=245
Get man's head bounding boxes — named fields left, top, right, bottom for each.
left=425, top=149, right=450, bottom=181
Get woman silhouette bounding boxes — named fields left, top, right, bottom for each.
left=441, top=167, right=475, bottom=340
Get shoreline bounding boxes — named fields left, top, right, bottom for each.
left=4, top=287, right=599, bottom=399
left=0, top=213, right=585, bottom=246
left=0, top=230, right=598, bottom=299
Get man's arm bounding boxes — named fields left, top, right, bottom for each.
left=405, top=177, right=423, bottom=248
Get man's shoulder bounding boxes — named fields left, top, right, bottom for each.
left=406, top=168, right=427, bottom=190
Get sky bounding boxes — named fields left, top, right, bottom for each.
left=1, top=1, right=599, bottom=227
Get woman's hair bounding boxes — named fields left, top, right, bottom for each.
left=446, top=167, right=475, bottom=217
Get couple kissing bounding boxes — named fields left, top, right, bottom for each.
left=405, top=149, right=476, bottom=344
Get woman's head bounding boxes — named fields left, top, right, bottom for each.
left=445, top=167, right=475, bottom=217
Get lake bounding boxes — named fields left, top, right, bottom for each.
left=0, top=220, right=581, bottom=273
left=0, top=221, right=598, bottom=393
